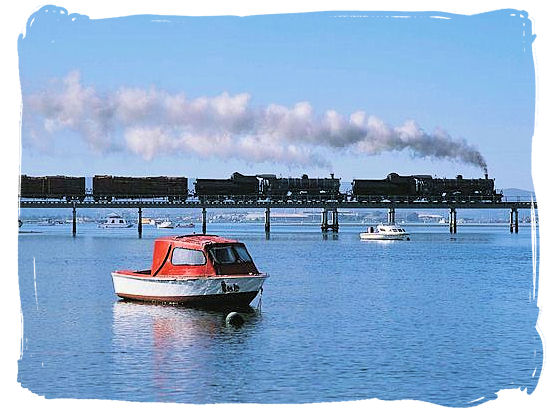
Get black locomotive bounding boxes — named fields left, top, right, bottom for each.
left=352, top=172, right=501, bottom=202
left=258, top=173, right=342, bottom=201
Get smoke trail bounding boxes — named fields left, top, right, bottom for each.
left=23, top=71, right=487, bottom=170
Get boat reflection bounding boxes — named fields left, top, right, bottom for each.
left=111, top=300, right=260, bottom=401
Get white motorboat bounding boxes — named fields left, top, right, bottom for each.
left=157, top=220, right=174, bottom=229
left=98, top=213, right=133, bottom=228
left=360, top=224, right=410, bottom=241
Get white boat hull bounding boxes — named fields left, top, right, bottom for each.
left=111, top=272, right=267, bottom=306
left=360, top=233, right=409, bottom=241
left=99, top=223, right=133, bottom=228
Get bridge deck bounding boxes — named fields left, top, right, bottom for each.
left=19, top=199, right=536, bottom=209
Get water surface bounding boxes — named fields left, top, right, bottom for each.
left=18, top=223, right=541, bottom=406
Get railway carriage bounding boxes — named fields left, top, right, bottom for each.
left=93, top=175, right=188, bottom=202
left=20, top=175, right=86, bottom=202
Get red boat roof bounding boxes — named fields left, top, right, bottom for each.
left=155, top=234, right=239, bottom=248
left=150, top=234, right=252, bottom=276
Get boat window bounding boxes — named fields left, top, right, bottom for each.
left=171, top=248, right=206, bottom=265
left=209, top=244, right=253, bottom=264
left=233, top=244, right=253, bottom=262
left=210, top=246, right=237, bottom=264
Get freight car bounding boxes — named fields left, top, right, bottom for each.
left=194, top=172, right=259, bottom=201
left=20, top=175, right=86, bottom=202
left=258, top=173, right=342, bottom=201
left=93, top=175, right=188, bottom=202
left=352, top=173, right=502, bottom=202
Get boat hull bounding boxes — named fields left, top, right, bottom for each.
left=99, top=224, right=133, bottom=228
left=359, top=233, right=409, bottom=240
left=111, top=272, right=267, bottom=307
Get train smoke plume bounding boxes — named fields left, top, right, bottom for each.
left=24, top=71, right=487, bottom=170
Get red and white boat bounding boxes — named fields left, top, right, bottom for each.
left=111, top=234, right=268, bottom=307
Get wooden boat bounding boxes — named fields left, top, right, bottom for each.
left=111, top=234, right=267, bottom=307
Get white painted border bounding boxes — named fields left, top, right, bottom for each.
left=3, top=2, right=548, bottom=411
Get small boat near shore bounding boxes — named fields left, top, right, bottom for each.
left=156, top=220, right=174, bottom=229
left=99, top=213, right=133, bottom=228
left=177, top=222, right=195, bottom=228
left=360, top=224, right=410, bottom=241
left=111, top=234, right=268, bottom=307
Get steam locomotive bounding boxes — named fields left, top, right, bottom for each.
left=194, top=173, right=342, bottom=201
left=19, top=172, right=502, bottom=203
left=351, top=172, right=501, bottom=202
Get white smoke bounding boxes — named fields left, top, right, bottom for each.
left=23, top=71, right=487, bottom=170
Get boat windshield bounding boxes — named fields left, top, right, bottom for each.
left=210, top=244, right=253, bottom=264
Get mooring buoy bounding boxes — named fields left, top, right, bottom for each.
left=225, top=312, right=244, bottom=327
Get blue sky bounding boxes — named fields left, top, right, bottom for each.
left=18, top=6, right=535, bottom=190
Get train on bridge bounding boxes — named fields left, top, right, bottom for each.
left=20, top=171, right=503, bottom=203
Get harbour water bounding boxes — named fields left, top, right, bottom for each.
left=17, top=223, right=541, bottom=406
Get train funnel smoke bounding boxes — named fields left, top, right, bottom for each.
left=23, top=71, right=487, bottom=170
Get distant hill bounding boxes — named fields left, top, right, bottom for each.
left=501, top=188, right=536, bottom=199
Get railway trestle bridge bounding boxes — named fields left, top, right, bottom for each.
left=19, top=196, right=537, bottom=238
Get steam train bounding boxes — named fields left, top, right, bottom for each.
left=19, top=172, right=502, bottom=203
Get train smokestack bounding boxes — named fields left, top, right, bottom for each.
left=484, top=167, right=488, bottom=179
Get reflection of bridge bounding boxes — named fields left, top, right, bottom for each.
left=19, top=196, right=537, bottom=237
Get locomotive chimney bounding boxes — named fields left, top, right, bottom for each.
left=330, top=173, right=334, bottom=179
left=484, top=167, right=488, bottom=179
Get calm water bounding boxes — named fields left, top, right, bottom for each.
left=18, top=223, right=542, bottom=406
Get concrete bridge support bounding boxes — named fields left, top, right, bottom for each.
left=72, top=204, right=77, bottom=237
left=510, top=208, right=519, bottom=233
left=138, top=207, right=142, bottom=238
left=321, top=208, right=339, bottom=232
left=449, top=208, right=457, bottom=234
left=202, top=208, right=207, bottom=234
left=265, top=208, right=271, bottom=233
left=387, top=208, right=396, bottom=225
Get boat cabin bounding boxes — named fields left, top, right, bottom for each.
left=148, top=234, right=259, bottom=277
left=377, top=225, right=407, bottom=233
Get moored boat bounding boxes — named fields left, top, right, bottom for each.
left=156, top=220, right=174, bottom=229
left=99, top=213, right=133, bottom=228
left=111, top=234, right=268, bottom=307
left=360, top=224, right=410, bottom=241
left=177, top=222, right=195, bottom=228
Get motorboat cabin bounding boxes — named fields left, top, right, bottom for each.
left=99, top=213, right=133, bottom=228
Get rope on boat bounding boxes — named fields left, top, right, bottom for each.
left=256, top=286, right=263, bottom=314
